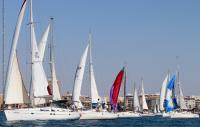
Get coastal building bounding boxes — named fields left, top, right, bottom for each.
left=184, top=96, right=196, bottom=110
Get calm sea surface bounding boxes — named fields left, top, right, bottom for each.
left=0, top=112, right=200, bottom=127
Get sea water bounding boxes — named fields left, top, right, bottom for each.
left=0, top=112, right=200, bottom=127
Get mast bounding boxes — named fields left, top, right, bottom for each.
left=123, top=66, right=126, bottom=111
left=29, top=0, right=34, bottom=106
left=50, top=17, right=53, bottom=83
left=2, top=0, right=5, bottom=109
left=49, top=17, right=53, bottom=99
left=89, top=32, right=92, bottom=109
left=132, top=81, right=136, bottom=112
left=88, top=32, right=100, bottom=109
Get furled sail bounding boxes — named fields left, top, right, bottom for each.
left=110, top=67, right=125, bottom=111
left=72, top=44, right=89, bottom=108
left=4, top=0, right=29, bottom=104
left=159, top=74, right=169, bottom=112
left=89, top=34, right=100, bottom=107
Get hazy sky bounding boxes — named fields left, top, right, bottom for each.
left=0, top=0, right=200, bottom=96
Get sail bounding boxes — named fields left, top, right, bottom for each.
left=178, top=83, right=187, bottom=110
left=164, top=75, right=178, bottom=112
left=110, top=67, right=125, bottom=111
left=51, top=57, right=61, bottom=101
left=159, top=74, right=169, bottom=111
left=38, top=24, right=50, bottom=61
left=5, top=53, right=30, bottom=104
left=30, top=0, right=49, bottom=98
left=133, top=86, right=141, bottom=112
left=72, top=44, right=89, bottom=108
left=49, top=19, right=61, bottom=101
left=141, top=79, right=148, bottom=110
left=89, top=34, right=100, bottom=106
left=4, top=0, right=29, bottom=104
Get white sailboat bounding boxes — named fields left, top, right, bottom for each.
left=4, top=0, right=80, bottom=121
left=169, top=71, right=199, bottom=118
left=73, top=33, right=117, bottom=120
left=139, top=79, right=154, bottom=116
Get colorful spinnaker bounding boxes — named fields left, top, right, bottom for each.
left=110, top=67, right=125, bottom=111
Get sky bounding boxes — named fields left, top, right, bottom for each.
left=0, top=0, right=200, bottom=96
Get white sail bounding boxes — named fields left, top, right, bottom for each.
left=30, top=0, right=49, bottom=99
left=178, top=83, right=187, bottom=110
left=176, top=70, right=187, bottom=110
left=89, top=34, right=100, bottom=104
left=72, top=44, right=89, bottom=108
left=49, top=18, right=61, bottom=101
left=38, top=24, right=50, bottom=61
left=51, top=59, right=61, bottom=101
left=4, top=1, right=29, bottom=104
left=159, top=74, right=169, bottom=111
left=5, top=53, right=29, bottom=104
left=133, top=86, right=141, bottom=112
left=141, top=79, right=148, bottom=110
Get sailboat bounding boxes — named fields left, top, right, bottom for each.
left=116, top=68, right=140, bottom=118
left=4, top=0, right=80, bottom=121
left=72, top=33, right=117, bottom=120
left=168, top=71, right=199, bottom=118
left=162, top=74, right=179, bottom=117
left=133, top=83, right=141, bottom=113
left=139, top=78, right=154, bottom=116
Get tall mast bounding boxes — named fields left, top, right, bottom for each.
left=2, top=0, right=5, bottom=109
left=49, top=17, right=54, bottom=98
left=133, top=81, right=136, bottom=112
left=123, top=66, right=126, bottom=111
left=89, top=32, right=92, bottom=109
left=29, top=0, right=35, bottom=106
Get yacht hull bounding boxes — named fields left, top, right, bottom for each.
left=170, top=112, right=199, bottom=118
left=117, top=112, right=141, bottom=118
left=80, top=110, right=117, bottom=120
left=4, top=107, right=80, bottom=121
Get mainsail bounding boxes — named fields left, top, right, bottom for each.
left=30, top=0, right=49, bottom=100
left=4, top=0, right=29, bottom=104
left=164, top=75, right=178, bottom=112
left=159, top=74, right=169, bottom=112
left=89, top=33, right=100, bottom=106
left=49, top=19, right=61, bottom=101
left=141, top=79, right=148, bottom=110
left=110, top=67, right=125, bottom=111
left=72, top=44, right=89, bottom=108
